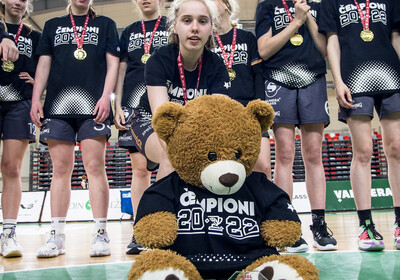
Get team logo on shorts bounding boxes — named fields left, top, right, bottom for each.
left=325, top=101, right=329, bottom=116
left=265, top=81, right=281, bottom=98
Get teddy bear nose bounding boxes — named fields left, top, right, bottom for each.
left=219, top=173, right=239, bottom=187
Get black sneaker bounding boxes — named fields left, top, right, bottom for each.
left=285, top=237, right=309, bottom=253
left=310, top=217, right=338, bottom=251
left=126, top=236, right=147, bottom=255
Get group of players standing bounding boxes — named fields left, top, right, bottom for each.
left=0, top=0, right=399, bottom=263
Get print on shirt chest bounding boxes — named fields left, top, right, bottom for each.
left=274, top=6, right=317, bottom=30
left=212, top=43, right=249, bottom=66
left=167, top=81, right=207, bottom=105
left=338, top=2, right=387, bottom=28
left=13, top=35, right=33, bottom=58
left=128, top=30, right=169, bottom=52
left=177, top=188, right=260, bottom=240
left=54, top=25, right=99, bottom=47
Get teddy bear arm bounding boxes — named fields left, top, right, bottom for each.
left=260, top=220, right=302, bottom=248
left=134, top=211, right=178, bottom=248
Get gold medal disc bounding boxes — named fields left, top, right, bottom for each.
left=141, top=53, right=151, bottom=64
left=1, top=61, right=14, bottom=72
left=290, top=34, right=303, bottom=46
left=360, top=29, right=374, bottom=42
left=74, top=48, right=87, bottom=60
left=227, top=68, right=236, bottom=81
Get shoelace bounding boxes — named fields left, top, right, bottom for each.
left=365, top=221, right=383, bottom=240
left=313, top=218, right=334, bottom=238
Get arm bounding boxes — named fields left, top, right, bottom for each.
left=392, top=30, right=400, bottom=61
left=147, top=85, right=169, bottom=116
left=257, top=0, right=309, bottom=60
left=326, top=32, right=353, bottom=109
left=93, top=52, right=120, bottom=123
left=0, top=37, right=19, bottom=62
left=30, top=55, right=52, bottom=127
left=305, top=11, right=327, bottom=58
left=114, top=59, right=128, bottom=130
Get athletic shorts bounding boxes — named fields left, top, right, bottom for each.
left=264, top=76, right=330, bottom=126
left=338, top=92, right=400, bottom=123
left=39, top=118, right=111, bottom=145
left=117, top=107, right=158, bottom=171
left=0, top=99, right=35, bottom=142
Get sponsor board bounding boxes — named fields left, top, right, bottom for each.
left=0, top=192, right=45, bottom=222
left=292, top=182, right=311, bottom=213
left=326, top=179, right=393, bottom=211
left=41, top=188, right=131, bottom=222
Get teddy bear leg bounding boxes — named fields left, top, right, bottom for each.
left=128, top=249, right=203, bottom=280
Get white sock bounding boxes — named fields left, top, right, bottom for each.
left=51, top=217, right=66, bottom=235
left=3, top=219, right=17, bottom=235
left=93, top=218, right=107, bottom=235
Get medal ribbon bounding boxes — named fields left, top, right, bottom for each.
left=177, top=51, right=203, bottom=104
left=70, top=12, right=90, bottom=50
left=214, top=28, right=237, bottom=70
left=281, top=0, right=299, bottom=34
left=1, top=19, right=23, bottom=44
left=353, top=0, right=370, bottom=30
left=141, top=16, right=162, bottom=55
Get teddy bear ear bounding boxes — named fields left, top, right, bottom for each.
left=245, top=99, right=275, bottom=133
left=152, top=102, right=186, bottom=143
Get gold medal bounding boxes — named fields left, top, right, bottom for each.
left=290, top=34, right=303, bottom=46
left=1, top=61, right=14, bottom=72
left=141, top=53, right=151, bottom=64
left=74, top=48, right=87, bottom=60
left=227, top=68, right=236, bottom=81
left=360, top=29, right=374, bottom=42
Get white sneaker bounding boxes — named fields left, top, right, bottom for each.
left=90, top=231, right=111, bottom=257
left=37, top=230, right=65, bottom=258
left=0, top=228, right=23, bottom=257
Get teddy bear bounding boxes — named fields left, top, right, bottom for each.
left=128, top=95, right=319, bottom=280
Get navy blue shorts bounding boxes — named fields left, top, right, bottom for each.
left=338, top=92, right=400, bottom=123
left=118, top=107, right=158, bottom=171
left=264, top=76, right=330, bottom=126
left=0, top=99, right=36, bottom=142
left=39, top=118, right=111, bottom=145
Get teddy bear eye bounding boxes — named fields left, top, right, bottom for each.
left=235, top=150, right=242, bottom=159
left=208, top=152, right=217, bottom=161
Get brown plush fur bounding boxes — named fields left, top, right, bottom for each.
left=260, top=220, right=302, bottom=248
left=128, top=249, right=203, bottom=280
left=134, top=212, right=178, bottom=248
left=244, top=254, right=319, bottom=280
left=152, top=95, right=275, bottom=186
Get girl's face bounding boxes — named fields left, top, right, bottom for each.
left=2, top=0, right=28, bottom=19
left=70, top=0, right=92, bottom=10
left=174, top=0, right=213, bottom=53
left=136, top=0, right=160, bottom=15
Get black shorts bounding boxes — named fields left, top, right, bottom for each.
left=0, top=99, right=36, bottom=142
left=118, top=107, right=158, bottom=171
left=39, top=117, right=111, bottom=145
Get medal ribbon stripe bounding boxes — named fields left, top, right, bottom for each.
left=177, top=51, right=203, bottom=104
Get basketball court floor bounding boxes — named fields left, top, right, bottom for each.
left=0, top=210, right=399, bottom=280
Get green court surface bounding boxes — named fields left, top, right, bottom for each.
left=1, top=251, right=399, bottom=280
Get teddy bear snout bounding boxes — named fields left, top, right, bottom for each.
left=219, top=173, right=239, bottom=188
left=165, top=274, right=179, bottom=280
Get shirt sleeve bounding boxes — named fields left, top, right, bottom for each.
left=318, top=0, right=339, bottom=35
left=119, top=27, right=128, bottom=60
left=145, top=48, right=169, bottom=87
left=255, top=0, right=274, bottom=40
left=0, top=21, right=14, bottom=42
left=393, top=0, right=400, bottom=30
left=248, top=32, right=265, bottom=100
left=36, top=21, right=54, bottom=56
left=264, top=187, right=301, bottom=223
left=105, top=18, right=120, bottom=56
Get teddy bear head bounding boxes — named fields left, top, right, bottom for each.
left=152, top=95, right=274, bottom=195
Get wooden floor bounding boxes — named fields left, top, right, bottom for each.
left=0, top=210, right=398, bottom=273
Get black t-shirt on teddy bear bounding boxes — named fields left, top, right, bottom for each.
left=135, top=171, right=301, bottom=278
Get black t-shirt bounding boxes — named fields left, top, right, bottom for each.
left=255, top=0, right=326, bottom=89
left=319, top=0, right=400, bottom=97
left=143, top=43, right=230, bottom=112
left=0, top=23, right=40, bottom=101
left=212, top=28, right=265, bottom=105
left=135, top=171, right=300, bottom=278
left=36, top=14, right=120, bottom=119
left=119, top=16, right=169, bottom=109
left=0, top=23, right=14, bottom=42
